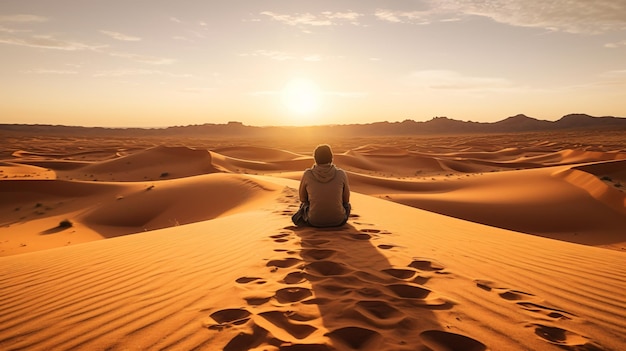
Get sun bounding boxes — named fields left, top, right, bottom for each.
left=281, top=78, right=321, bottom=116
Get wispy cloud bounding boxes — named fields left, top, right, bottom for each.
left=0, top=35, right=103, bottom=51
left=240, top=50, right=295, bottom=61
left=0, top=25, right=29, bottom=33
left=437, top=0, right=626, bottom=34
left=109, top=52, right=174, bottom=65
left=375, top=10, right=432, bottom=24
left=240, top=50, right=330, bottom=62
left=100, top=30, right=141, bottom=41
left=0, top=14, right=48, bottom=23
left=23, top=69, right=78, bottom=75
left=93, top=69, right=191, bottom=78
left=410, top=70, right=513, bottom=90
left=260, top=11, right=363, bottom=28
left=605, top=40, right=626, bottom=49
left=0, top=29, right=173, bottom=65
left=595, top=69, right=626, bottom=87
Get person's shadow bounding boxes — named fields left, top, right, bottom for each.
left=280, top=222, right=485, bottom=350
left=206, top=213, right=488, bottom=351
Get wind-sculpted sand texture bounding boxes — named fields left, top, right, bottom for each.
left=1, top=130, right=625, bottom=350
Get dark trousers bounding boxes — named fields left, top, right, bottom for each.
left=292, top=202, right=351, bottom=227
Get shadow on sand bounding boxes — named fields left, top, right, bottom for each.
left=203, top=210, right=488, bottom=350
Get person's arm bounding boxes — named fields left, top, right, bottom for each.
left=299, top=171, right=309, bottom=203
left=342, top=172, right=350, bottom=204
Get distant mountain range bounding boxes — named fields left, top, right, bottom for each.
left=2, top=114, right=625, bottom=137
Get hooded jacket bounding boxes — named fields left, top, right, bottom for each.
left=299, top=163, right=350, bottom=227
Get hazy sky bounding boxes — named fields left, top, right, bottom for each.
left=1, top=0, right=625, bottom=127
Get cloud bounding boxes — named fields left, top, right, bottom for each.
left=0, top=35, right=103, bottom=51
left=240, top=50, right=330, bottom=62
left=241, top=50, right=295, bottom=61
left=436, top=0, right=626, bottom=34
left=410, top=70, right=513, bottom=90
left=23, top=69, right=78, bottom=75
left=0, top=14, right=48, bottom=23
left=375, top=10, right=432, bottom=24
left=109, top=52, right=175, bottom=65
left=93, top=69, right=191, bottom=78
left=0, top=29, right=173, bottom=66
left=100, top=30, right=141, bottom=41
left=260, top=11, right=363, bottom=27
left=605, top=40, right=626, bottom=48
left=0, top=25, right=29, bottom=33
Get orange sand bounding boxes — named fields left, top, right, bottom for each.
left=1, top=131, right=625, bottom=350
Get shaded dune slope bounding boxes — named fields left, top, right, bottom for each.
left=2, top=143, right=625, bottom=252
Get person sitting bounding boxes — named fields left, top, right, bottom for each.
left=292, top=144, right=351, bottom=227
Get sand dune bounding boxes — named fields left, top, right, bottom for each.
left=1, top=132, right=625, bottom=350
left=1, top=184, right=624, bottom=350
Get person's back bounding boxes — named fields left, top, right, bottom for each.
left=293, top=144, right=350, bottom=227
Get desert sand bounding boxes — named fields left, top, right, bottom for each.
left=1, top=130, right=625, bottom=350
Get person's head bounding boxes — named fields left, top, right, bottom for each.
left=314, top=144, right=333, bottom=165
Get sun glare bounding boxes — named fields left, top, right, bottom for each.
left=281, top=78, right=321, bottom=117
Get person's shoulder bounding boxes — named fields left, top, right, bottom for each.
left=336, top=167, right=348, bottom=177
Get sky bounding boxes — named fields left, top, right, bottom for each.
left=1, top=0, right=625, bottom=127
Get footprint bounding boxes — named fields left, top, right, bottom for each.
left=476, top=280, right=577, bottom=322
left=326, top=326, right=383, bottom=350
left=386, top=284, right=451, bottom=308
left=267, top=258, right=302, bottom=269
left=305, top=261, right=350, bottom=277
left=387, top=283, right=431, bottom=299
left=244, top=296, right=272, bottom=306
left=204, top=308, right=251, bottom=330
left=382, top=268, right=417, bottom=280
left=271, top=233, right=291, bottom=243
left=498, top=289, right=535, bottom=301
left=409, top=259, right=445, bottom=272
left=282, top=271, right=307, bottom=284
left=300, top=248, right=336, bottom=260
left=420, top=330, right=487, bottom=351
left=377, top=244, right=396, bottom=250
left=351, top=233, right=372, bottom=240
left=258, top=311, right=318, bottom=340
left=302, top=239, right=330, bottom=246
left=222, top=323, right=268, bottom=351
left=355, top=300, right=402, bottom=321
left=301, top=297, right=333, bottom=306
left=531, top=323, right=600, bottom=349
left=275, top=287, right=313, bottom=304
left=316, top=283, right=353, bottom=295
left=517, top=302, right=576, bottom=320
left=235, top=277, right=264, bottom=284
left=360, top=228, right=381, bottom=233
